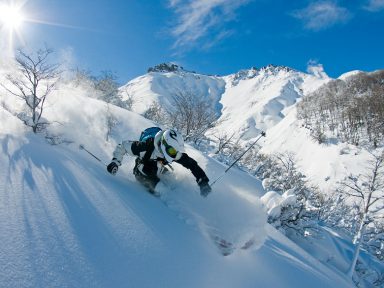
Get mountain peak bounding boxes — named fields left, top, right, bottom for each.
left=147, top=62, right=185, bottom=73
left=260, top=64, right=294, bottom=73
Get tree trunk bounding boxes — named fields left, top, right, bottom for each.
left=347, top=214, right=367, bottom=278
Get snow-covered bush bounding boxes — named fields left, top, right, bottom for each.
left=364, top=221, right=384, bottom=261
left=260, top=190, right=298, bottom=231
left=211, top=145, right=321, bottom=237
left=317, top=192, right=361, bottom=233
left=256, top=152, right=321, bottom=236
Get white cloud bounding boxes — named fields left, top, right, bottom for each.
left=291, top=1, right=351, bottom=31
left=168, top=0, right=251, bottom=50
left=364, top=0, right=384, bottom=11
left=168, top=0, right=182, bottom=8
left=307, top=60, right=328, bottom=79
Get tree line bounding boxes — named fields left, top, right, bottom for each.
left=297, top=70, right=384, bottom=147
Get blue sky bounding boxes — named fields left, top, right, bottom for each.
left=2, top=0, right=384, bottom=83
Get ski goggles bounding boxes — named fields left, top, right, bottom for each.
left=161, top=138, right=178, bottom=158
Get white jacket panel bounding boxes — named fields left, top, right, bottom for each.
left=112, top=141, right=135, bottom=165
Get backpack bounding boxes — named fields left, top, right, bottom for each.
left=139, top=127, right=162, bottom=142
left=138, top=127, right=162, bottom=164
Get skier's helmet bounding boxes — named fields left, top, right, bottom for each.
left=160, top=129, right=185, bottom=162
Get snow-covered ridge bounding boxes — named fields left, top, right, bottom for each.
left=229, top=64, right=296, bottom=85
left=337, top=70, right=364, bottom=80
left=120, top=63, right=330, bottom=142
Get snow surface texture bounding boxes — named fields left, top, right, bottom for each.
left=0, top=78, right=354, bottom=287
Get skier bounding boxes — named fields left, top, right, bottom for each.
left=106, top=128, right=212, bottom=197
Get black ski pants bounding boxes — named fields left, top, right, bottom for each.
left=133, top=158, right=160, bottom=193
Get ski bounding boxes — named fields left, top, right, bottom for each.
left=210, top=234, right=235, bottom=256
left=208, top=228, right=259, bottom=256
left=240, top=237, right=257, bottom=250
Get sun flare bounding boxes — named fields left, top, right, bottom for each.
left=0, top=3, right=25, bottom=30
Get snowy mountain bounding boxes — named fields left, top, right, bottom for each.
left=216, top=64, right=329, bottom=140
left=121, top=63, right=329, bottom=141
left=0, top=62, right=364, bottom=287
left=119, top=64, right=384, bottom=193
left=119, top=63, right=337, bottom=186
left=0, top=61, right=381, bottom=287
left=120, top=63, right=225, bottom=115
left=0, top=79, right=355, bottom=288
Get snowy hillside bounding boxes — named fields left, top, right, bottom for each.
left=118, top=63, right=384, bottom=193
left=259, top=103, right=373, bottom=190
left=0, top=67, right=357, bottom=287
left=217, top=65, right=329, bottom=141
left=120, top=64, right=329, bottom=141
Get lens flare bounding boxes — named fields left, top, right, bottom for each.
left=0, top=1, right=27, bottom=60
left=0, top=4, right=24, bottom=30
left=0, top=1, right=90, bottom=61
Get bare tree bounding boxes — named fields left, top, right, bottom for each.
left=2, top=47, right=60, bottom=133
left=71, top=68, right=94, bottom=88
left=168, top=90, right=218, bottom=142
left=117, top=83, right=136, bottom=111
left=125, top=97, right=134, bottom=111
left=143, top=101, right=167, bottom=125
left=338, top=152, right=384, bottom=278
left=93, top=70, right=120, bottom=103
left=211, top=131, right=236, bottom=154
left=105, top=104, right=119, bottom=142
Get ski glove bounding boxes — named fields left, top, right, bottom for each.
left=107, top=161, right=119, bottom=175
left=198, top=178, right=212, bottom=197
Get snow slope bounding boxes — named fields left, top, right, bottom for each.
left=120, top=67, right=225, bottom=115
left=259, top=105, right=374, bottom=191
left=0, top=80, right=354, bottom=287
left=216, top=65, right=329, bottom=141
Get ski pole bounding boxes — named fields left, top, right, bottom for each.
left=210, top=131, right=266, bottom=187
left=79, top=144, right=108, bottom=166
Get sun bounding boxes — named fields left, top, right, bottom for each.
left=0, top=1, right=82, bottom=60
left=0, top=3, right=25, bottom=30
